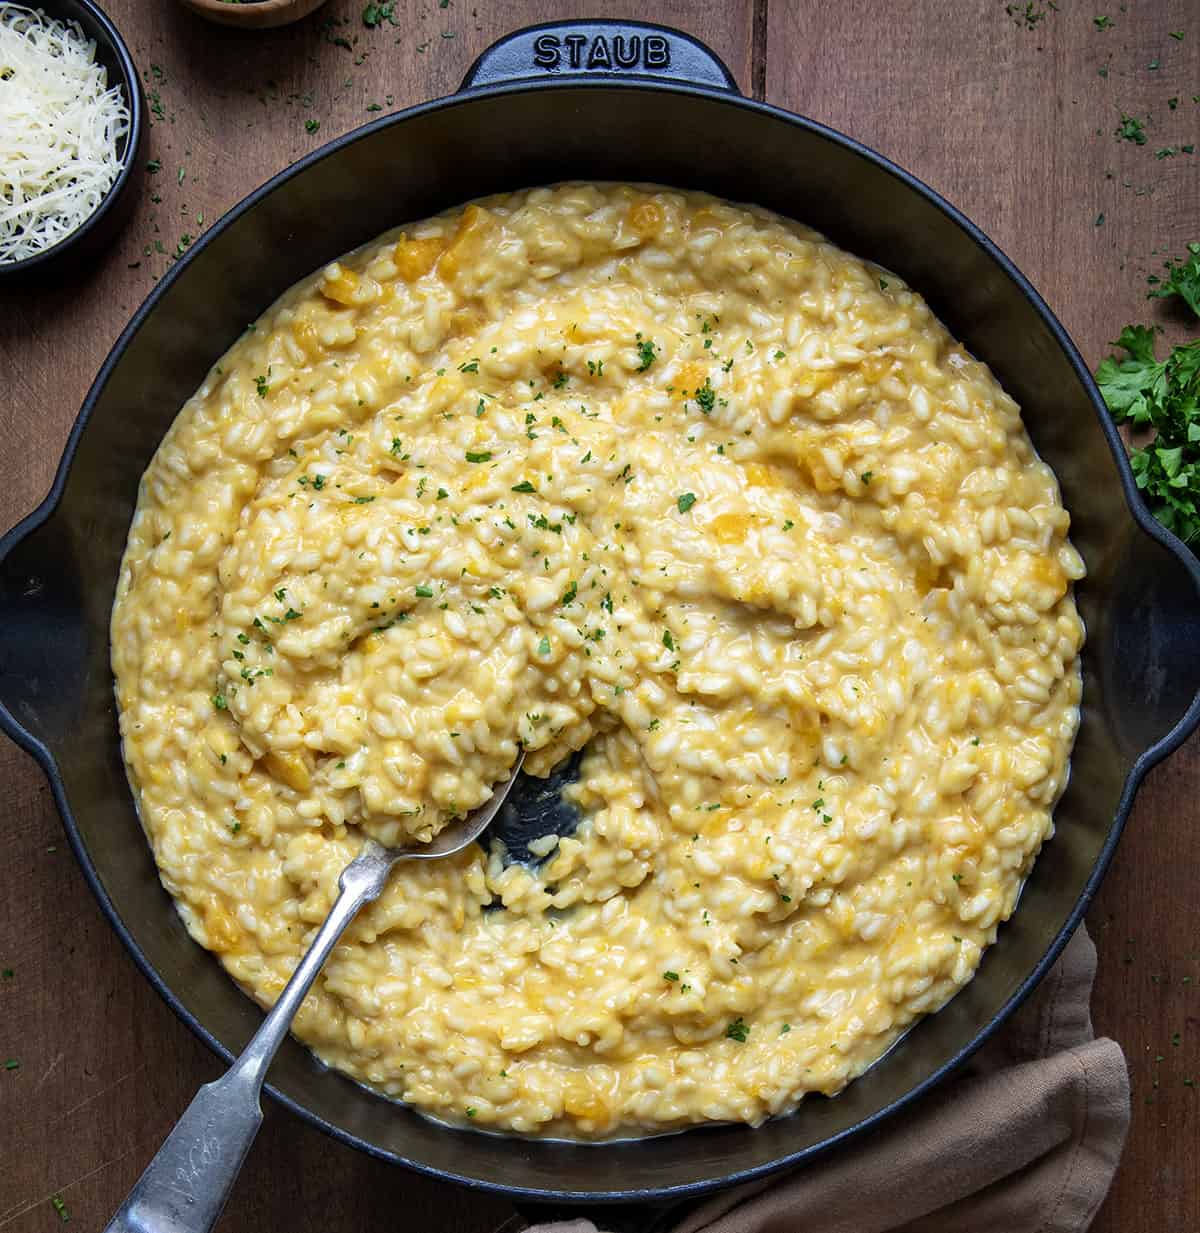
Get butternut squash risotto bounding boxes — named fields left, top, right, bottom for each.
left=111, top=184, right=1084, bottom=1137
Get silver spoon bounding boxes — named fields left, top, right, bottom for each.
left=104, top=750, right=525, bottom=1233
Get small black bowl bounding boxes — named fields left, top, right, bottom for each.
left=0, top=0, right=145, bottom=283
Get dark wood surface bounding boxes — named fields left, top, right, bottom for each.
left=0, top=2, right=1196, bottom=1229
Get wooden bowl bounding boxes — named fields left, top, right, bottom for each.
left=176, top=0, right=329, bottom=29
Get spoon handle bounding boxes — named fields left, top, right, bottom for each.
left=104, top=841, right=397, bottom=1233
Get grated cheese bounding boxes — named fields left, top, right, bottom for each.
left=0, top=4, right=129, bottom=264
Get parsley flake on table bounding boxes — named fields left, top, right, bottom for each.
left=362, top=2, right=397, bottom=27
left=1096, top=313, right=1200, bottom=545
left=1148, top=243, right=1200, bottom=317
left=1115, top=113, right=1148, bottom=144
left=1093, top=15, right=1113, bottom=31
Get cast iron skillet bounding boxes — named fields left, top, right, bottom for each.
left=2, top=19, right=1199, bottom=1231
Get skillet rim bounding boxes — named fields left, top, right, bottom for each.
left=2, top=76, right=1200, bottom=1204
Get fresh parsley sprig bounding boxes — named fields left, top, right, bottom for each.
left=1097, top=278, right=1200, bottom=546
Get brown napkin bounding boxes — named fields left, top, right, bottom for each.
left=517, top=925, right=1128, bottom=1233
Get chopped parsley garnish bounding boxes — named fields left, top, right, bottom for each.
left=415, top=584, right=434, bottom=598
left=458, top=359, right=479, bottom=373
left=465, top=450, right=492, bottom=463
left=663, top=970, right=680, bottom=981
left=254, top=373, right=270, bottom=397
left=560, top=580, right=577, bottom=606
left=511, top=480, right=537, bottom=493
left=305, top=118, right=320, bottom=134
left=537, top=635, right=552, bottom=656
left=353, top=495, right=375, bottom=504
left=694, top=378, right=716, bottom=414
left=676, top=492, right=697, bottom=513
left=725, top=1017, right=750, bottom=1043
left=634, top=333, right=658, bottom=371
left=211, top=693, right=227, bottom=710
left=662, top=629, right=675, bottom=651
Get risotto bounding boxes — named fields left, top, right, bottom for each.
left=111, top=183, right=1084, bottom=1137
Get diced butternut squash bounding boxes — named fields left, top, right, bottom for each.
left=627, top=198, right=664, bottom=239
left=204, top=900, right=241, bottom=953
left=710, top=512, right=754, bottom=544
left=320, top=262, right=360, bottom=306
left=394, top=235, right=445, bottom=281
left=263, top=749, right=312, bottom=792
left=438, top=205, right=495, bottom=280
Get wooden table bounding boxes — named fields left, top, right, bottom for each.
left=1, top=2, right=1197, bottom=1229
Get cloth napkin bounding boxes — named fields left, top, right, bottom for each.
left=514, top=925, right=1128, bottom=1233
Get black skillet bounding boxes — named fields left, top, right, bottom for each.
left=2, top=19, right=1199, bottom=1232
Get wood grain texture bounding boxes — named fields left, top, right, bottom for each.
left=0, top=1, right=1195, bottom=1230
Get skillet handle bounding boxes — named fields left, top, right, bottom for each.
left=1100, top=525, right=1200, bottom=769
left=0, top=508, right=85, bottom=769
left=459, top=20, right=741, bottom=95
